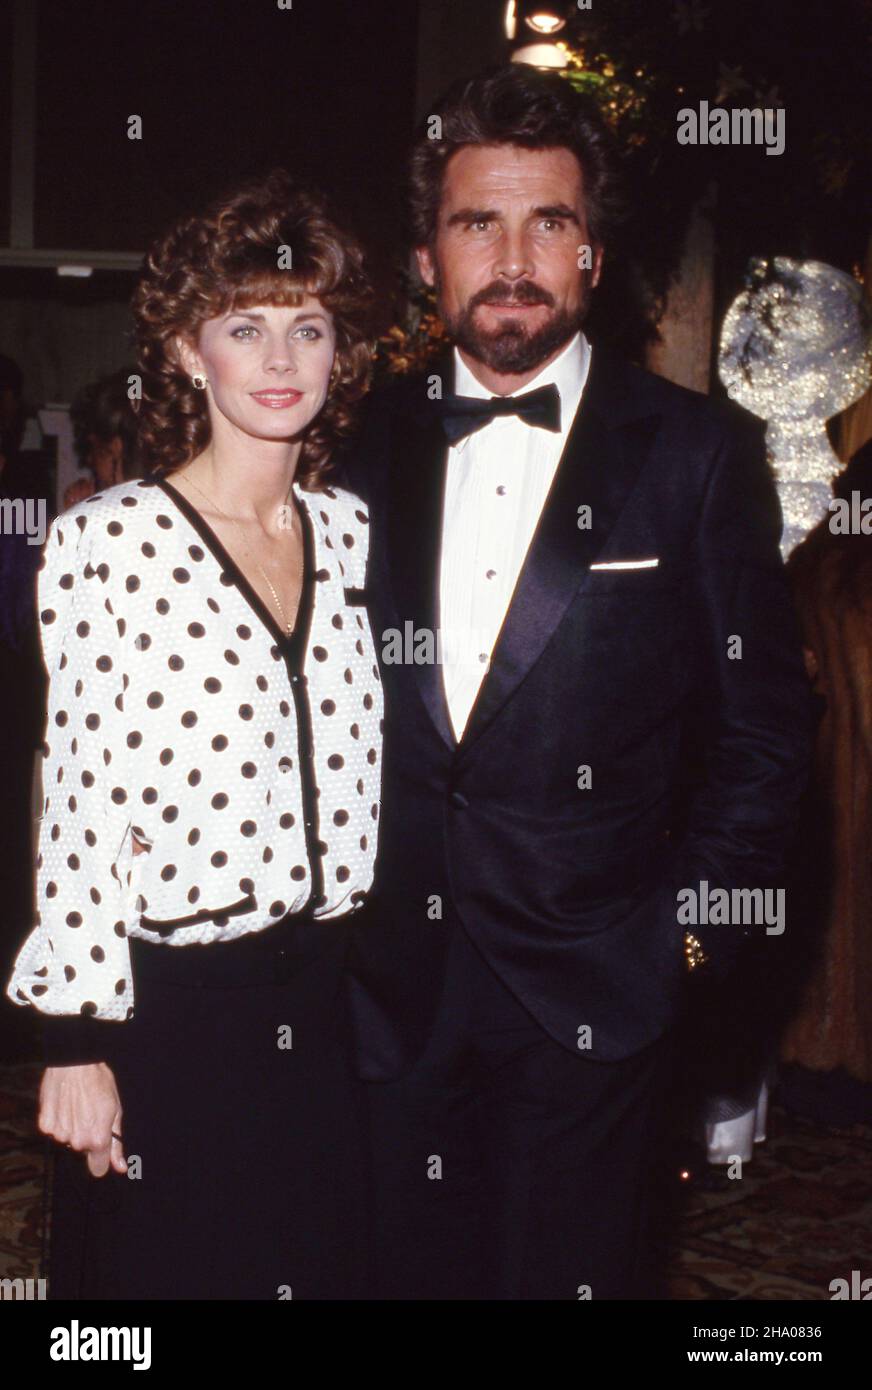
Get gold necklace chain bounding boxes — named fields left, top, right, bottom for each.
left=182, top=471, right=300, bottom=635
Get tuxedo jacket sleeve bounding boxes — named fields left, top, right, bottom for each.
left=656, top=404, right=812, bottom=973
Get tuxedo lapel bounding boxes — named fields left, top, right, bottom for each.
left=458, top=349, right=662, bottom=753
left=382, top=347, right=663, bottom=756
left=386, top=353, right=457, bottom=749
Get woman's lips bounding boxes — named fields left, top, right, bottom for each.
left=250, top=389, right=303, bottom=409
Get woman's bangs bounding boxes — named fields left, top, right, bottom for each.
left=223, top=270, right=318, bottom=314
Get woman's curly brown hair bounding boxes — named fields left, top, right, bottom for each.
left=131, top=169, right=375, bottom=490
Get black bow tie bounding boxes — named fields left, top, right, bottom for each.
left=433, top=382, right=561, bottom=445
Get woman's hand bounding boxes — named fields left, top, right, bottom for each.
left=39, top=1063, right=127, bottom=1178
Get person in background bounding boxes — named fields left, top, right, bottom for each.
left=0, top=353, right=26, bottom=472
left=63, top=367, right=144, bottom=509
left=0, top=354, right=51, bottom=992
left=0, top=352, right=53, bottom=510
left=780, top=439, right=872, bottom=1087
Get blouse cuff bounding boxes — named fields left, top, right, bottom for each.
left=41, top=1011, right=121, bottom=1067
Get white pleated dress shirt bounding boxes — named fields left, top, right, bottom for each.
left=439, top=331, right=592, bottom=740
left=6, top=473, right=383, bottom=1021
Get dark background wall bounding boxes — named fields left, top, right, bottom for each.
left=39, top=1, right=416, bottom=268
left=0, top=0, right=511, bottom=404
left=3, top=1, right=869, bottom=407
left=0, top=6, right=11, bottom=244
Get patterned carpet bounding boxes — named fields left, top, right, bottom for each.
left=1, top=1056, right=870, bottom=1299
left=665, top=1106, right=872, bottom=1298
left=0, top=1062, right=49, bottom=1285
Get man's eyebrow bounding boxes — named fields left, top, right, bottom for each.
left=445, top=207, right=500, bottom=227
left=533, top=204, right=581, bottom=224
left=444, top=204, right=581, bottom=227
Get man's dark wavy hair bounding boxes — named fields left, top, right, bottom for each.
left=409, top=63, right=625, bottom=251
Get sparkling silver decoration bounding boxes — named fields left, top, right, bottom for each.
left=718, top=258, right=872, bottom=557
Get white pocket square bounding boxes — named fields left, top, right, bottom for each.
left=589, top=558, right=660, bottom=570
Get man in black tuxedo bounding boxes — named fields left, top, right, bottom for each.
left=342, top=64, right=812, bottom=1300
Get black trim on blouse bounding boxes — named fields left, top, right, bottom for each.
left=139, top=891, right=258, bottom=936
left=282, top=491, right=325, bottom=909
left=152, top=475, right=302, bottom=649
left=150, top=475, right=324, bottom=911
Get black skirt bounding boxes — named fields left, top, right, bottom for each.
left=47, top=910, right=370, bottom=1300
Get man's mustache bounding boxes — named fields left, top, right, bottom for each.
left=470, top=282, right=555, bottom=309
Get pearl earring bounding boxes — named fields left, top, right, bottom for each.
left=191, top=373, right=207, bottom=391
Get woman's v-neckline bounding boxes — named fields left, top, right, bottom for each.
left=151, top=473, right=315, bottom=655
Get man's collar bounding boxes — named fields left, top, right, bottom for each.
left=394, top=340, right=665, bottom=441
left=450, top=331, right=591, bottom=451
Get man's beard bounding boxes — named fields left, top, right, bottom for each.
left=435, top=274, right=592, bottom=376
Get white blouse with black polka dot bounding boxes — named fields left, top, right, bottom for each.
left=6, top=474, right=383, bottom=1022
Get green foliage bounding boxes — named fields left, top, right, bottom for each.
left=557, top=0, right=871, bottom=352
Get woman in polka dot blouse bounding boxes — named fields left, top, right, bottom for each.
left=6, top=170, right=383, bottom=1299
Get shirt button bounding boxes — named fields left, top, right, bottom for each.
left=496, top=485, right=507, bottom=496
left=478, top=652, right=489, bottom=664
left=449, top=791, right=469, bottom=810
left=486, top=569, right=496, bottom=580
